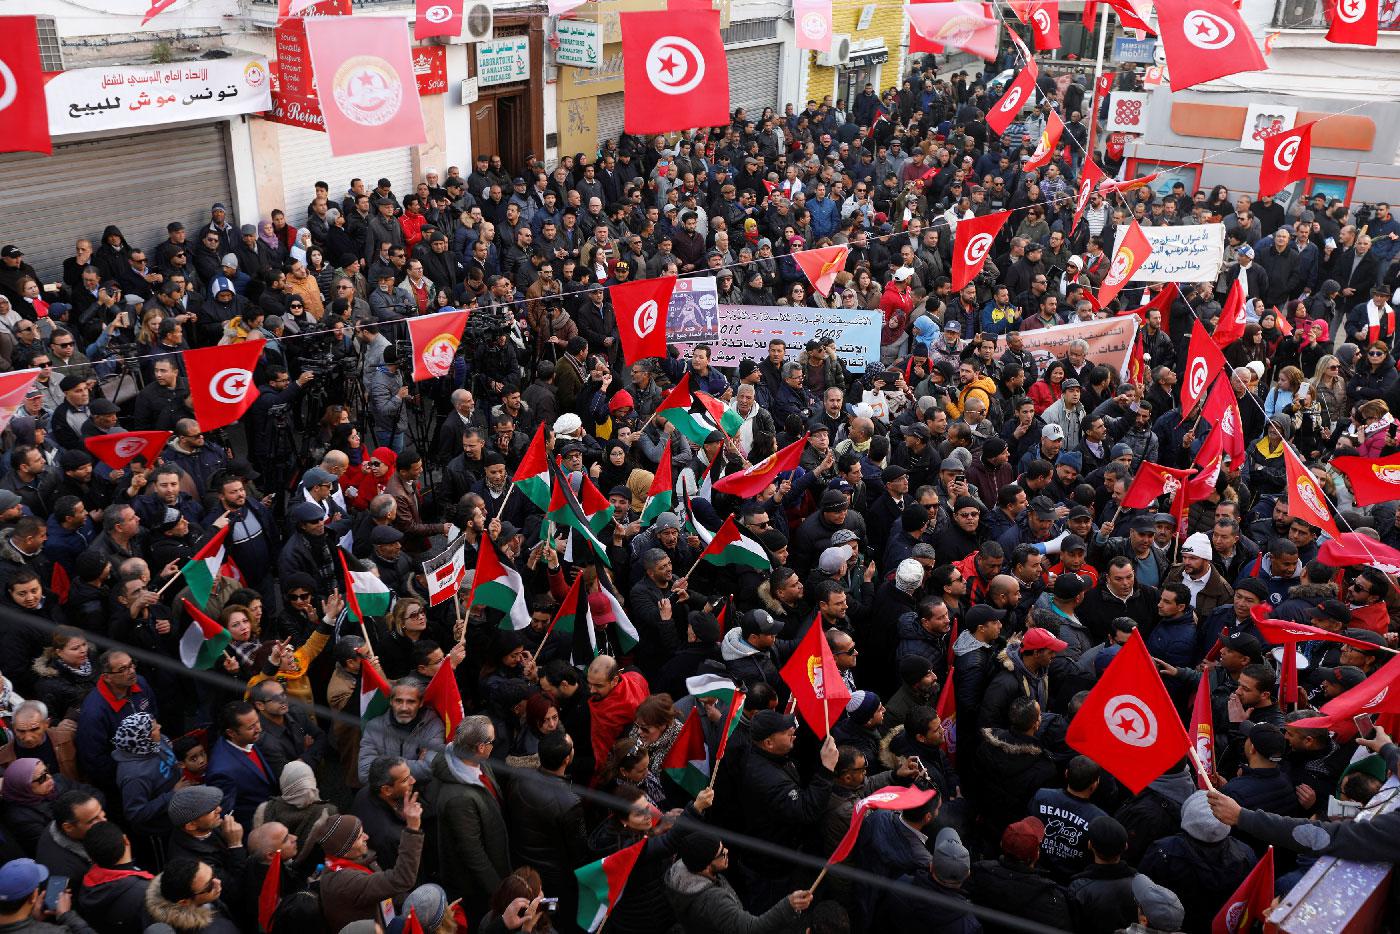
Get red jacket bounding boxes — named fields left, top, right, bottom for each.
left=880, top=281, right=915, bottom=345
left=589, top=669, right=650, bottom=772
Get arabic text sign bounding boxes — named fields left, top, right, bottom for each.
left=48, top=57, right=273, bottom=136
left=666, top=276, right=719, bottom=345
left=555, top=19, right=603, bottom=68
left=995, top=316, right=1137, bottom=376
left=476, top=37, right=530, bottom=86
left=710, top=306, right=881, bottom=373
left=1111, top=223, right=1224, bottom=283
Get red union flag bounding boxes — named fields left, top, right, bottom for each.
left=406, top=309, right=468, bottom=382
left=85, top=431, right=173, bottom=470
left=1097, top=220, right=1152, bottom=309
left=1327, top=0, right=1378, bottom=44
left=1072, top=160, right=1106, bottom=234
left=794, top=0, right=833, bottom=51
left=621, top=10, right=730, bottom=133
left=951, top=210, right=1011, bottom=291
left=779, top=616, right=851, bottom=739
left=1022, top=110, right=1065, bottom=172
left=1122, top=461, right=1193, bottom=509
left=1189, top=674, right=1214, bottom=791
left=0, top=17, right=52, bottom=155
left=1155, top=0, right=1267, bottom=91
left=186, top=341, right=264, bottom=432
left=1067, top=630, right=1189, bottom=794
left=793, top=245, right=849, bottom=297
left=1181, top=319, right=1227, bottom=415
left=1028, top=0, right=1061, bottom=49
left=714, top=434, right=808, bottom=498
left=305, top=16, right=427, bottom=157
left=1201, top=376, right=1245, bottom=462
left=907, top=3, right=1001, bottom=60
left=415, top=0, right=462, bottom=39
left=1212, top=846, right=1273, bottom=934
left=1331, top=454, right=1400, bottom=507
left=611, top=277, right=673, bottom=367
left=1260, top=122, right=1312, bottom=197
left=987, top=61, right=1037, bottom=136
left=1282, top=439, right=1341, bottom=538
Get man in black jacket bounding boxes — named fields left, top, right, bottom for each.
left=351, top=756, right=412, bottom=870
left=1067, top=816, right=1139, bottom=934
left=76, top=820, right=151, bottom=934
left=505, top=732, right=589, bottom=925
left=967, top=813, right=1072, bottom=931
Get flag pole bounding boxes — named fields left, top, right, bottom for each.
left=495, top=481, right=517, bottom=520
left=809, top=865, right=831, bottom=893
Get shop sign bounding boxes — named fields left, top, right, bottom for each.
left=413, top=45, right=449, bottom=95
left=48, top=56, right=272, bottom=136
left=555, top=19, right=603, bottom=68
left=477, top=36, right=530, bottom=86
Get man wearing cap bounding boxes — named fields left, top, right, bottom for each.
left=1094, top=513, right=1168, bottom=589
left=1019, top=422, right=1065, bottom=475
left=791, top=489, right=863, bottom=576
left=982, top=626, right=1066, bottom=733
left=968, top=814, right=1071, bottom=929
left=1033, top=573, right=1093, bottom=663
left=0, top=857, right=94, bottom=933
left=165, top=782, right=248, bottom=905
left=664, top=828, right=811, bottom=931
left=1220, top=721, right=1300, bottom=826
left=740, top=708, right=839, bottom=910
left=279, top=500, right=337, bottom=596
left=1163, top=532, right=1233, bottom=621
left=1042, top=378, right=1087, bottom=450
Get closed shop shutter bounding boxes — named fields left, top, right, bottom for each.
left=0, top=123, right=232, bottom=282
left=595, top=92, right=625, bottom=147
left=277, top=124, right=414, bottom=227
left=725, top=43, right=782, bottom=123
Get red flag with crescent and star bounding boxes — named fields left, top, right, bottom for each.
left=85, top=431, right=173, bottom=470
left=1212, top=279, right=1248, bottom=349
left=1096, top=219, right=1152, bottom=310
left=1326, top=0, right=1378, bottom=44
left=1072, top=160, right=1106, bottom=234
left=951, top=210, right=1012, bottom=291
left=793, top=245, right=849, bottom=297
left=0, top=17, right=52, bottom=155
left=414, top=0, right=463, bottom=40
left=1199, top=376, right=1245, bottom=463
left=1155, top=0, right=1267, bottom=91
left=1028, top=0, right=1061, bottom=49
left=1067, top=629, right=1189, bottom=794
left=621, top=10, right=730, bottom=133
left=611, top=277, right=674, bottom=367
left=1212, top=846, right=1274, bottom=934
left=987, top=61, right=1038, bottom=136
left=1282, top=439, right=1341, bottom=538
left=186, top=341, right=265, bottom=433
left=1180, top=319, right=1228, bottom=416
left=1260, top=122, right=1313, bottom=197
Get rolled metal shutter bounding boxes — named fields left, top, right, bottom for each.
left=0, top=123, right=232, bottom=282
left=276, top=124, right=414, bottom=227
left=725, top=43, right=782, bottom=124
left=595, top=92, right=625, bottom=148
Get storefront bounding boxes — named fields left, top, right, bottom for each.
left=722, top=16, right=785, bottom=119
left=803, top=2, right=905, bottom=110
left=468, top=17, right=545, bottom=170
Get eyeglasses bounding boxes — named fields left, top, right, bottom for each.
left=288, top=592, right=313, bottom=602
left=1369, top=351, right=1386, bottom=358
left=196, top=877, right=219, bottom=895
left=53, top=341, right=73, bottom=348
left=833, top=647, right=857, bottom=656
left=32, top=770, right=52, bottom=782
left=108, top=662, right=136, bottom=673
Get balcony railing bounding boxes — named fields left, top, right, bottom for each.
left=1272, top=0, right=1400, bottom=30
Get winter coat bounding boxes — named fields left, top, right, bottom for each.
left=1067, top=862, right=1139, bottom=934
left=967, top=856, right=1072, bottom=934
left=505, top=769, right=589, bottom=909
left=357, top=709, right=444, bottom=784
left=664, top=863, right=799, bottom=934
left=952, top=631, right=998, bottom=750
left=1221, top=766, right=1300, bottom=819
left=29, top=656, right=95, bottom=723
left=1137, top=833, right=1257, bottom=932
left=740, top=746, right=835, bottom=874
left=885, top=871, right=983, bottom=933
left=140, top=879, right=240, bottom=934
left=317, top=828, right=425, bottom=934
left=973, top=729, right=1057, bottom=835
left=76, top=866, right=151, bottom=934
left=1143, top=612, right=1197, bottom=670
left=979, top=647, right=1049, bottom=731
left=720, top=627, right=782, bottom=694
left=112, top=745, right=180, bottom=837
left=422, top=753, right=510, bottom=915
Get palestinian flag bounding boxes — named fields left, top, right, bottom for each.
left=340, top=550, right=392, bottom=622
left=661, top=707, right=710, bottom=797
left=575, top=839, right=645, bottom=933
left=639, top=441, right=675, bottom=526
left=713, top=686, right=746, bottom=771
left=359, top=657, right=392, bottom=724
left=686, top=672, right=737, bottom=704
left=467, top=533, right=530, bottom=630
left=682, top=491, right=714, bottom=545
left=656, top=374, right=743, bottom=444
left=546, top=471, right=611, bottom=567
left=542, top=573, right=584, bottom=653
left=590, top=584, right=639, bottom=654
left=513, top=424, right=552, bottom=511
left=179, top=599, right=232, bottom=670
left=695, top=515, right=772, bottom=572
left=179, top=524, right=230, bottom=610
left=579, top=473, right=616, bottom=537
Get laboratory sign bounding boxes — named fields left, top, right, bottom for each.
left=476, top=36, right=530, bottom=86
left=555, top=19, right=603, bottom=68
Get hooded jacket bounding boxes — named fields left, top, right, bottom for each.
left=721, top=627, right=782, bottom=693
left=973, top=728, right=1057, bottom=834
left=967, top=856, right=1072, bottom=934
left=139, top=878, right=240, bottom=934
left=77, top=866, right=151, bottom=934
left=664, top=862, right=798, bottom=934
left=980, top=646, right=1049, bottom=731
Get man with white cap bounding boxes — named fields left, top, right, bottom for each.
left=1163, top=532, right=1233, bottom=620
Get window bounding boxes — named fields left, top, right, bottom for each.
left=1124, top=159, right=1201, bottom=197
left=36, top=18, right=63, bottom=72
left=1304, top=174, right=1354, bottom=206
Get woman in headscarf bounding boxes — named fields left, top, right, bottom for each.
left=253, top=760, right=338, bottom=839
left=1246, top=413, right=1291, bottom=498
left=259, top=219, right=287, bottom=265
left=347, top=445, right=396, bottom=512
left=0, top=757, right=63, bottom=854
left=594, top=440, right=636, bottom=496
left=1224, top=323, right=1271, bottom=373
left=112, top=711, right=180, bottom=838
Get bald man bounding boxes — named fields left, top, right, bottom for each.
left=586, top=656, right=650, bottom=768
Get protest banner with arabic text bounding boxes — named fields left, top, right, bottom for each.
left=995, top=316, right=1137, bottom=376
left=708, top=306, right=881, bottom=373
left=1111, top=223, right=1224, bottom=283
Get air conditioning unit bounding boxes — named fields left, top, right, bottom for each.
left=817, top=35, right=852, bottom=67
left=464, top=1, right=493, bottom=40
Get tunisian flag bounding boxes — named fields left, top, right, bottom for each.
left=780, top=616, right=851, bottom=739
left=951, top=210, right=1011, bottom=291
left=612, top=277, right=674, bottom=367
left=1332, top=454, right=1400, bottom=507
left=1180, top=319, right=1228, bottom=415
left=827, top=785, right=939, bottom=864
left=1201, top=377, right=1245, bottom=462
left=305, top=16, right=427, bottom=157
left=1097, top=220, right=1153, bottom=309
left=1155, top=0, right=1267, bottom=91
left=406, top=309, right=469, bottom=382
left=987, top=61, right=1038, bottom=136
left=621, top=10, right=730, bottom=133
left=793, top=245, right=849, bottom=298
left=0, top=17, right=52, bottom=155
left=414, top=0, right=463, bottom=40
left=186, top=341, right=264, bottom=433
left=1212, top=279, right=1248, bottom=349
left=1327, top=0, right=1378, bottom=45
left=714, top=435, right=808, bottom=498
left=1028, top=0, right=1061, bottom=50
left=1067, top=630, right=1188, bottom=794
left=1260, top=122, right=1313, bottom=197
left=1282, top=439, right=1341, bottom=538
left=1121, top=461, right=1193, bottom=510
left=1022, top=110, right=1065, bottom=172
left=1072, top=160, right=1106, bottom=234
left=1212, top=846, right=1273, bottom=934
left=85, top=431, right=172, bottom=470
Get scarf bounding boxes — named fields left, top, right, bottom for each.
left=324, top=857, right=374, bottom=874
left=1, top=758, right=54, bottom=805
left=58, top=657, right=93, bottom=678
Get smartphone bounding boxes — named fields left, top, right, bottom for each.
left=953, top=474, right=967, bottom=485
left=43, top=876, right=67, bottom=913
left=1353, top=713, right=1377, bottom=740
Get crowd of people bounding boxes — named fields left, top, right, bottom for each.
left=1, top=38, right=1400, bottom=934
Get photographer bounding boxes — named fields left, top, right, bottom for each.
left=366, top=346, right=412, bottom=452
left=245, top=367, right=314, bottom=477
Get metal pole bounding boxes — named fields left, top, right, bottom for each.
left=1091, top=4, right=1111, bottom=91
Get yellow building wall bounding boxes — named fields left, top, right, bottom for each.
left=803, top=3, right=907, bottom=104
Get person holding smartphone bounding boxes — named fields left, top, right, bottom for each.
left=0, top=858, right=94, bottom=933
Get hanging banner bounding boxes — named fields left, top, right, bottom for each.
left=1111, top=223, right=1225, bottom=282
left=665, top=276, right=720, bottom=345
left=995, top=316, right=1138, bottom=375
left=555, top=18, right=603, bottom=68
left=46, top=57, right=272, bottom=136
left=794, top=0, right=834, bottom=51
left=708, top=306, right=881, bottom=373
